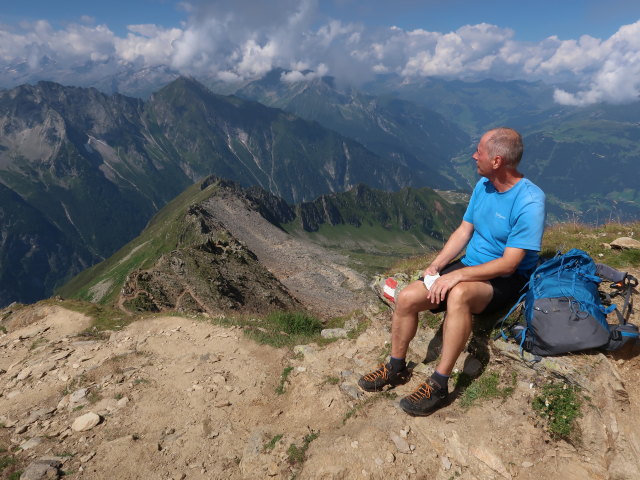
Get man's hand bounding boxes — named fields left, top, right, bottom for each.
left=422, top=264, right=440, bottom=277
left=427, top=271, right=462, bottom=304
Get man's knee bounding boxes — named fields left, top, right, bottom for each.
left=396, top=282, right=429, bottom=312
left=446, top=282, right=492, bottom=313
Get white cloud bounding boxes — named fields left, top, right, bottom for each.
left=281, top=64, right=328, bottom=82
left=1, top=4, right=640, bottom=106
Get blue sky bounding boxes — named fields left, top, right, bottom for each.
left=2, top=0, right=640, bottom=105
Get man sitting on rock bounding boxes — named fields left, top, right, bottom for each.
left=359, top=127, right=546, bottom=416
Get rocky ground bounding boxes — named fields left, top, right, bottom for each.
left=2, top=272, right=640, bottom=480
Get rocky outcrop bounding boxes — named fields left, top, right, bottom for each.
left=119, top=199, right=301, bottom=315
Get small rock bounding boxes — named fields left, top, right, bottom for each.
left=321, top=328, right=348, bottom=339
left=340, top=382, right=365, bottom=400
left=70, top=388, right=88, bottom=404
left=15, top=424, right=28, bottom=434
left=6, top=390, right=20, bottom=399
left=117, top=397, right=129, bottom=408
left=521, top=461, right=534, bottom=468
left=19, top=458, right=62, bottom=480
left=390, top=433, right=411, bottom=454
left=214, top=401, right=231, bottom=408
left=351, top=441, right=359, bottom=448
left=51, top=350, right=74, bottom=361
left=183, top=366, right=195, bottom=374
left=267, top=461, right=279, bottom=476
left=407, top=465, right=417, bottom=474
left=375, top=458, right=384, bottom=466
left=20, top=437, right=43, bottom=450
left=80, top=451, right=96, bottom=463
left=17, top=367, right=32, bottom=381
left=441, top=455, right=452, bottom=470
left=400, top=426, right=410, bottom=438
left=470, top=446, right=511, bottom=479
left=3, top=418, right=17, bottom=428
left=293, top=344, right=316, bottom=357
left=71, top=412, right=101, bottom=432
left=386, top=451, right=395, bottom=463
left=462, top=357, right=484, bottom=377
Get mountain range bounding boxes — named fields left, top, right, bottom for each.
left=3, top=70, right=640, bottom=307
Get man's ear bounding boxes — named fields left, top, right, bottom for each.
left=492, top=155, right=503, bottom=169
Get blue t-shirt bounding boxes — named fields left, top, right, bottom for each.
left=461, top=178, right=545, bottom=276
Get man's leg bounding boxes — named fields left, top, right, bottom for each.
left=400, top=281, right=493, bottom=416
left=359, top=281, right=437, bottom=391
left=436, top=281, right=493, bottom=375
left=391, top=281, right=439, bottom=359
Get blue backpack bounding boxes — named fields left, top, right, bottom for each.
left=501, top=249, right=638, bottom=357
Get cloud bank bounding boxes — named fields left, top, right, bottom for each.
left=2, top=0, right=640, bottom=105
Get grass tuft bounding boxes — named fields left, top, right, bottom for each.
left=275, top=366, right=294, bottom=395
left=263, top=434, right=283, bottom=452
left=287, top=430, right=319, bottom=465
left=532, top=381, right=582, bottom=440
left=456, top=369, right=517, bottom=409
left=44, top=298, right=132, bottom=333
left=221, top=310, right=324, bottom=349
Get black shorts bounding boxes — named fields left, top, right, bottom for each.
left=420, top=259, right=527, bottom=315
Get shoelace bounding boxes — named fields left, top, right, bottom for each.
left=362, top=364, right=389, bottom=381
left=407, top=382, right=433, bottom=402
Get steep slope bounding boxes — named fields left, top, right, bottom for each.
left=0, top=183, right=88, bottom=306
left=0, top=81, right=190, bottom=303
left=58, top=177, right=369, bottom=318
left=237, top=69, right=469, bottom=189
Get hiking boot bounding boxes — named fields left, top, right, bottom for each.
left=358, top=364, right=411, bottom=392
left=399, top=378, right=448, bottom=416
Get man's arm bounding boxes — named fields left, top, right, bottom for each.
left=427, top=247, right=527, bottom=304
left=423, top=220, right=474, bottom=276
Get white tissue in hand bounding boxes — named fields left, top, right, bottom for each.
left=423, top=274, right=440, bottom=290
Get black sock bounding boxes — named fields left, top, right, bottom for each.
left=388, top=356, right=406, bottom=372
left=430, top=370, right=449, bottom=389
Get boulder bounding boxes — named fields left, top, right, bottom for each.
left=610, top=237, right=640, bottom=250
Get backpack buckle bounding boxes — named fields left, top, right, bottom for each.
left=610, top=329, right=622, bottom=342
